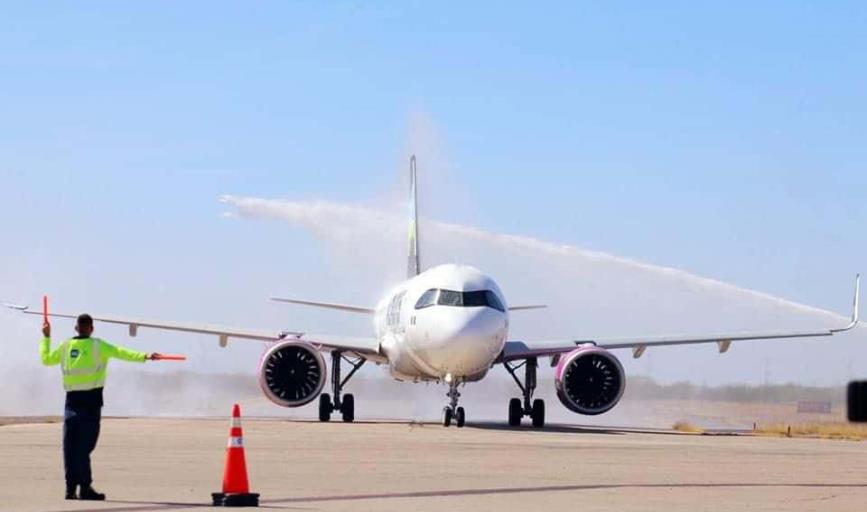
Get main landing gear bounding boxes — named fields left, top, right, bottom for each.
left=503, top=357, right=545, bottom=428
left=319, top=351, right=366, bottom=423
left=442, top=376, right=466, bottom=428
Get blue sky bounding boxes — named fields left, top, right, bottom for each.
left=1, top=2, right=866, bottom=394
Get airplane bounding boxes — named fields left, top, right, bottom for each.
left=5, top=155, right=862, bottom=428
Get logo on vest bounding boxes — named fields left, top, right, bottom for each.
left=70, top=349, right=80, bottom=359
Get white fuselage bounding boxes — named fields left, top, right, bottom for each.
left=374, top=264, right=510, bottom=382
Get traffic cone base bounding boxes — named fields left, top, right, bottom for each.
left=213, top=404, right=259, bottom=507
left=212, top=492, right=260, bottom=507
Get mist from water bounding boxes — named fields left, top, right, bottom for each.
left=3, top=112, right=864, bottom=424
left=4, top=185, right=864, bottom=421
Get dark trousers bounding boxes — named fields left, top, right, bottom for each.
left=63, top=404, right=101, bottom=489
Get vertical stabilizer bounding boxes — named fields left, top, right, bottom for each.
left=408, top=155, right=421, bottom=278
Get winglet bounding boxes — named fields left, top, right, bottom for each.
left=832, top=274, right=860, bottom=333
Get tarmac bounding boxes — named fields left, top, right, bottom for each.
left=1, top=418, right=866, bottom=512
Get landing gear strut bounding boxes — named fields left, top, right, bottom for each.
left=504, top=357, right=545, bottom=428
left=318, top=351, right=365, bottom=423
left=442, top=377, right=466, bottom=428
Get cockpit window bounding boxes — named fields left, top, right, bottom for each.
left=437, top=289, right=463, bottom=307
left=483, top=291, right=505, bottom=312
left=464, top=290, right=495, bottom=308
left=415, top=288, right=505, bottom=312
left=415, top=289, right=439, bottom=309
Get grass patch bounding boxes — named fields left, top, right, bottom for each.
left=756, top=423, right=867, bottom=441
left=672, top=421, right=705, bottom=434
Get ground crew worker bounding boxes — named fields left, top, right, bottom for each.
left=40, top=314, right=156, bottom=501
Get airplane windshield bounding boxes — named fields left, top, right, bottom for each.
left=415, top=289, right=504, bottom=312
left=414, top=289, right=438, bottom=309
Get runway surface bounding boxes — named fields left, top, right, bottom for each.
left=1, top=418, right=866, bottom=511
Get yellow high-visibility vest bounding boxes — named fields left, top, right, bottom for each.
left=40, top=337, right=146, bottom=391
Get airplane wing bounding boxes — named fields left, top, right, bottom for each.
left=508, top=305, right=548, bottom=311
left=269, top=297, right=375, bottom=314
left=499, top=274, right=861, bottom=363
left=4, top=305, right=383, bottom=361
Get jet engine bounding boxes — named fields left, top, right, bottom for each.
left=554, top=346, right=625, bottom=415
left=258, top=341, right=326, bottom=407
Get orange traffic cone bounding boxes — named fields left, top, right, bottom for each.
left=212, top=404, right=259, bottom=507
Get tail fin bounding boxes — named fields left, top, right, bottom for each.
left=408, top=155, right=421, bottom=278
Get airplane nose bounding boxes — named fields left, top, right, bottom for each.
left=467, top=309, right=505, bottom=339
left=416, top=307, right=507, bottom=376
left=438, top=308, right=502, bottom=343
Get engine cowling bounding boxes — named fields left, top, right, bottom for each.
left=555, top=346, right=625, bottom=415
left=258, top=341, right=326, bottom=407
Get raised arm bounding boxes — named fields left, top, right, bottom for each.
left=39, top=323, right=62, bottom=366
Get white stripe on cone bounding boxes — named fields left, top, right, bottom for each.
left=227, top=437, right=244, bottom=448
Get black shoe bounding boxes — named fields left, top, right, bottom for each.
left=79, top=486, right=106, bottom=501
left=65, top=487, right=77, bottom=500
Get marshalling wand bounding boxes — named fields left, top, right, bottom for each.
left=149, top=354, right=187, bottom=361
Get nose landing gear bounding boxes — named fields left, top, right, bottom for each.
left=503, top=357, right=545, bottom=428
left=442, top=377, right=466, bottom=428
left=318, top=351, right=366, bottom=423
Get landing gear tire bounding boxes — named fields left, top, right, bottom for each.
left=508, top=398, right=522, bottom=427
left=442, top=407, right=453, bottom=427
left=531, top=399, right=545, bottom=428
left=504, top=358, right=540, bottom=428
left=321, top=351, right=366, bottom=423
left=341, top=394, right=355, bottom=423
left=319, top=394, right=332, bottom=422
left=455, top=407, right=466, bottom=428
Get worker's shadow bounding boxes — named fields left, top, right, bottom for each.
left=100, top=481, right=867, bottom=511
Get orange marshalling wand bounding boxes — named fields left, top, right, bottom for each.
left=42, top=295, right=49, bottom=325
left=150, top=353, right=187, bottom=361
